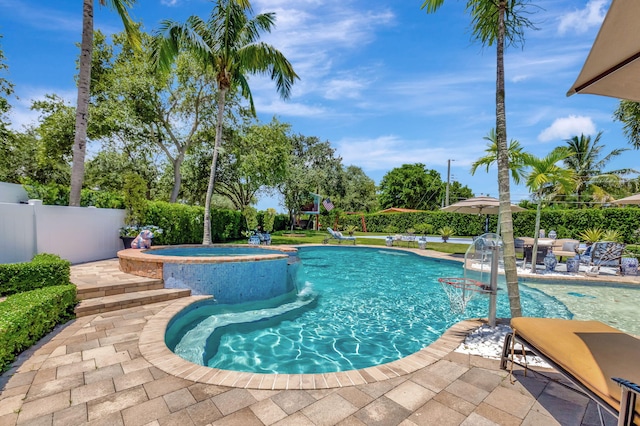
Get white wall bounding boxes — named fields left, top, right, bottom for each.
left=0, top=182, right=29, bottom=203
left=0, top=202, right=126, bottom=264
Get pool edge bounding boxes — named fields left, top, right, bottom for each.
left=138, top=295, right=486, bottom=390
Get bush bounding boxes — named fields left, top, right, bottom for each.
left=0, top=284, right=77, bottom=372
left=0, top=254, right=71, bottom=297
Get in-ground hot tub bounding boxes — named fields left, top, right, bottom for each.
left=118, top=245, right=300, bottom=304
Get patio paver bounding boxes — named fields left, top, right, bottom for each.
left=0, top=258, right=625, bottom=425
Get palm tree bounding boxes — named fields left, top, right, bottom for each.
left=562, top=132, right=632, bottom=206
left=70, top=0, right=140, bottom=206
left=152, top=0, right=298, bottom=244
left=471, top=128, right=532, bottom=184
left=422, top=0, right=537, bottom=318
left=524, top=148, right=575, bottom=272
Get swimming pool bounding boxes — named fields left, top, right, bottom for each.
left=165, top=246, right=571, bottom=374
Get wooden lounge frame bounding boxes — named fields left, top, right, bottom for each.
left=500, top=317, right=640, bottom=426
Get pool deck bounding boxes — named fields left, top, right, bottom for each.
left=0, top=250, right=629, bottom=425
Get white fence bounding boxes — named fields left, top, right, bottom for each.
left=0, top=202, right=125, bottom=265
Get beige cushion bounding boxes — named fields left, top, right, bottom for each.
left=511, top=317, right=640, bottom=417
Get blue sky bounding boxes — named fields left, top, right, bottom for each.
left=0, top=0, right=633, bottom=211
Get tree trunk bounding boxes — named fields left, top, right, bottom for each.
left=69, top=0, right=94, bottom=206
left=169, top=153, right=184, bottom=203
left=496, top=0, right=522, bottom=318
left=203, top=87, right=227, bottom=244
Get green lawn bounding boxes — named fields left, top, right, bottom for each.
left=231, top=231, right=470, bottom=256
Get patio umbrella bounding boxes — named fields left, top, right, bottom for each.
left=566, top=0, right=640, bottom=101
left=441, top=196, right=526, bottom=233
left=612, top=193, right=640, bottom=204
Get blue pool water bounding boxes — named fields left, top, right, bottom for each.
left=165, top=246, right=572, bottom=374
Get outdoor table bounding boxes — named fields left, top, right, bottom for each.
left=523, top=239, right=554, bottom=265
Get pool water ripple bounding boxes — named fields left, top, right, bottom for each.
left=166, top=246, right=572, bottom=374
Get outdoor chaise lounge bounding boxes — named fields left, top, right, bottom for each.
left=500, top=317, right=640, bottom=425
left=323, top=227, right=356, bottom=245
left=580, top=241, right=626, bottom=274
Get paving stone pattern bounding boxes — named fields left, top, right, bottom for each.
left=0, top=259, right=618, bottom=425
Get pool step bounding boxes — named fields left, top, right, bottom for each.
left=75, top=288, right=192, bottom=317
left=75, top=278, right=165, bottom=300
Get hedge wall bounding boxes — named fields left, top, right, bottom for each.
left=143, top=201, right=290, bottom=244
left=0, top=284, right=76, bottom=372
left=0, top=254, right=71, bottom=297
left=338, top=207, right=640, bottom=243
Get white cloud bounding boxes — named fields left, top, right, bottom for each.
left=335, top=135, right=483, bottom=173
left=558, top=0, right=608, bottom=35
left=537, top=115, right=597, bottom=142
left=160, top=0, right=179, bottom=6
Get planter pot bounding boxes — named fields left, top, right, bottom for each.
left=544, top=250, right=557, bottom=271
left=120, top=236, right=135, bottom=249
left=621, top=258, right=638, bottom=276
left=385, top=237, right=393, bottom=247
left=566, top=258, right=580, bottom=273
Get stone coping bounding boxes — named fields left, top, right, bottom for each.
left=118, top=244, right=296, bottom=279
left=139, top=295, right=484, bottom=390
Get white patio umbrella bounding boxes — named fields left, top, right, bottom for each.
left=612, top=193, right=640, bottom=205
left=441, top=196, right=525, bottom=233
left=567, top=0, right=640, bottom=101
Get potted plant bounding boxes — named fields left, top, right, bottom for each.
left=120, top=173, right=149, bottom=248
left=344, top=224, right=358, bottom=237
left=438, top=226, right=455, bottom=243
left=243, top=206, right=260, bottom=245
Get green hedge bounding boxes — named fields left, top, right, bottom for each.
left=0, top=284, right=77, bottom=372
left=0, top=254, right=71, bottom=297
left=143, top=201, right=290, bottom=244
left=338, top=207, right=640, bottom=243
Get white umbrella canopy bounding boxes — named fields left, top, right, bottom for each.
left=441, top=196, right=526, bottom=215
left=567, top=0, right=640, bottom=101
left=612, top=193, right=640, bottom=204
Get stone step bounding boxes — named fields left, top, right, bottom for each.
left=75, top=288, right=191, bottom=317
left=74, top=278, right=164, bottom=300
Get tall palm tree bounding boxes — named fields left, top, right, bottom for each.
left=471, top=128, right=532, bottom=184
left=422, top=0, right=537, bottom=318
left=152, top=0, right=298, bottom=244
left=70, top=0, right=140, bottom=206
left=524, top=148, right=575, bottom=272
left=562, top=132, right=631, bottom=206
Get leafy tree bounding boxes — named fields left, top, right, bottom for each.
left=471, top=128, right=531, bottom=184
left=97, top=31, right=219, bottom=202
left=613, top=100, right=640, bottom=149
left=152, top=0, right=298, bottom=244
left=334, top=165, right=378, bottom=213
left=447, top=181, right=474, bottom=205
left=279, top=134, right=343, bottom=223
left=215, top=118, right=292, bottom=210
left=70, top=0, right=140, bottom=206
left=524, top=148, right=575, bottom=271
left=0, top=34, right=14, bottom=140
left=422, top=0, right=538, bottom=318
left=378, top=164, right=444, bottom=210
left=561, top=132, right=632, bottom=206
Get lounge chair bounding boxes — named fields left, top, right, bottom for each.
left=323, top=227, right=356, bottom=245
left=552, top=238, right=580, bottom=262
left=500, top=317, right=640, bottom=426
left=580, top=241, right=626, bottom=274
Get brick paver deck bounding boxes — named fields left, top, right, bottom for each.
left=0, top=257, right=619, bottom=425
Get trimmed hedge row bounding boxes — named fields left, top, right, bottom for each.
left=143, top=201, right=290, bottom=244
left=0, top=254, right=71, bottom=297
left=0, top=284, right=77, bottom=372
left=339, top=208, right=640, bottom=243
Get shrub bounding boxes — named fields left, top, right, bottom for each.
left=0, top=284, right=77, bottom=372
left=0, top=254, right=71, bottom=297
